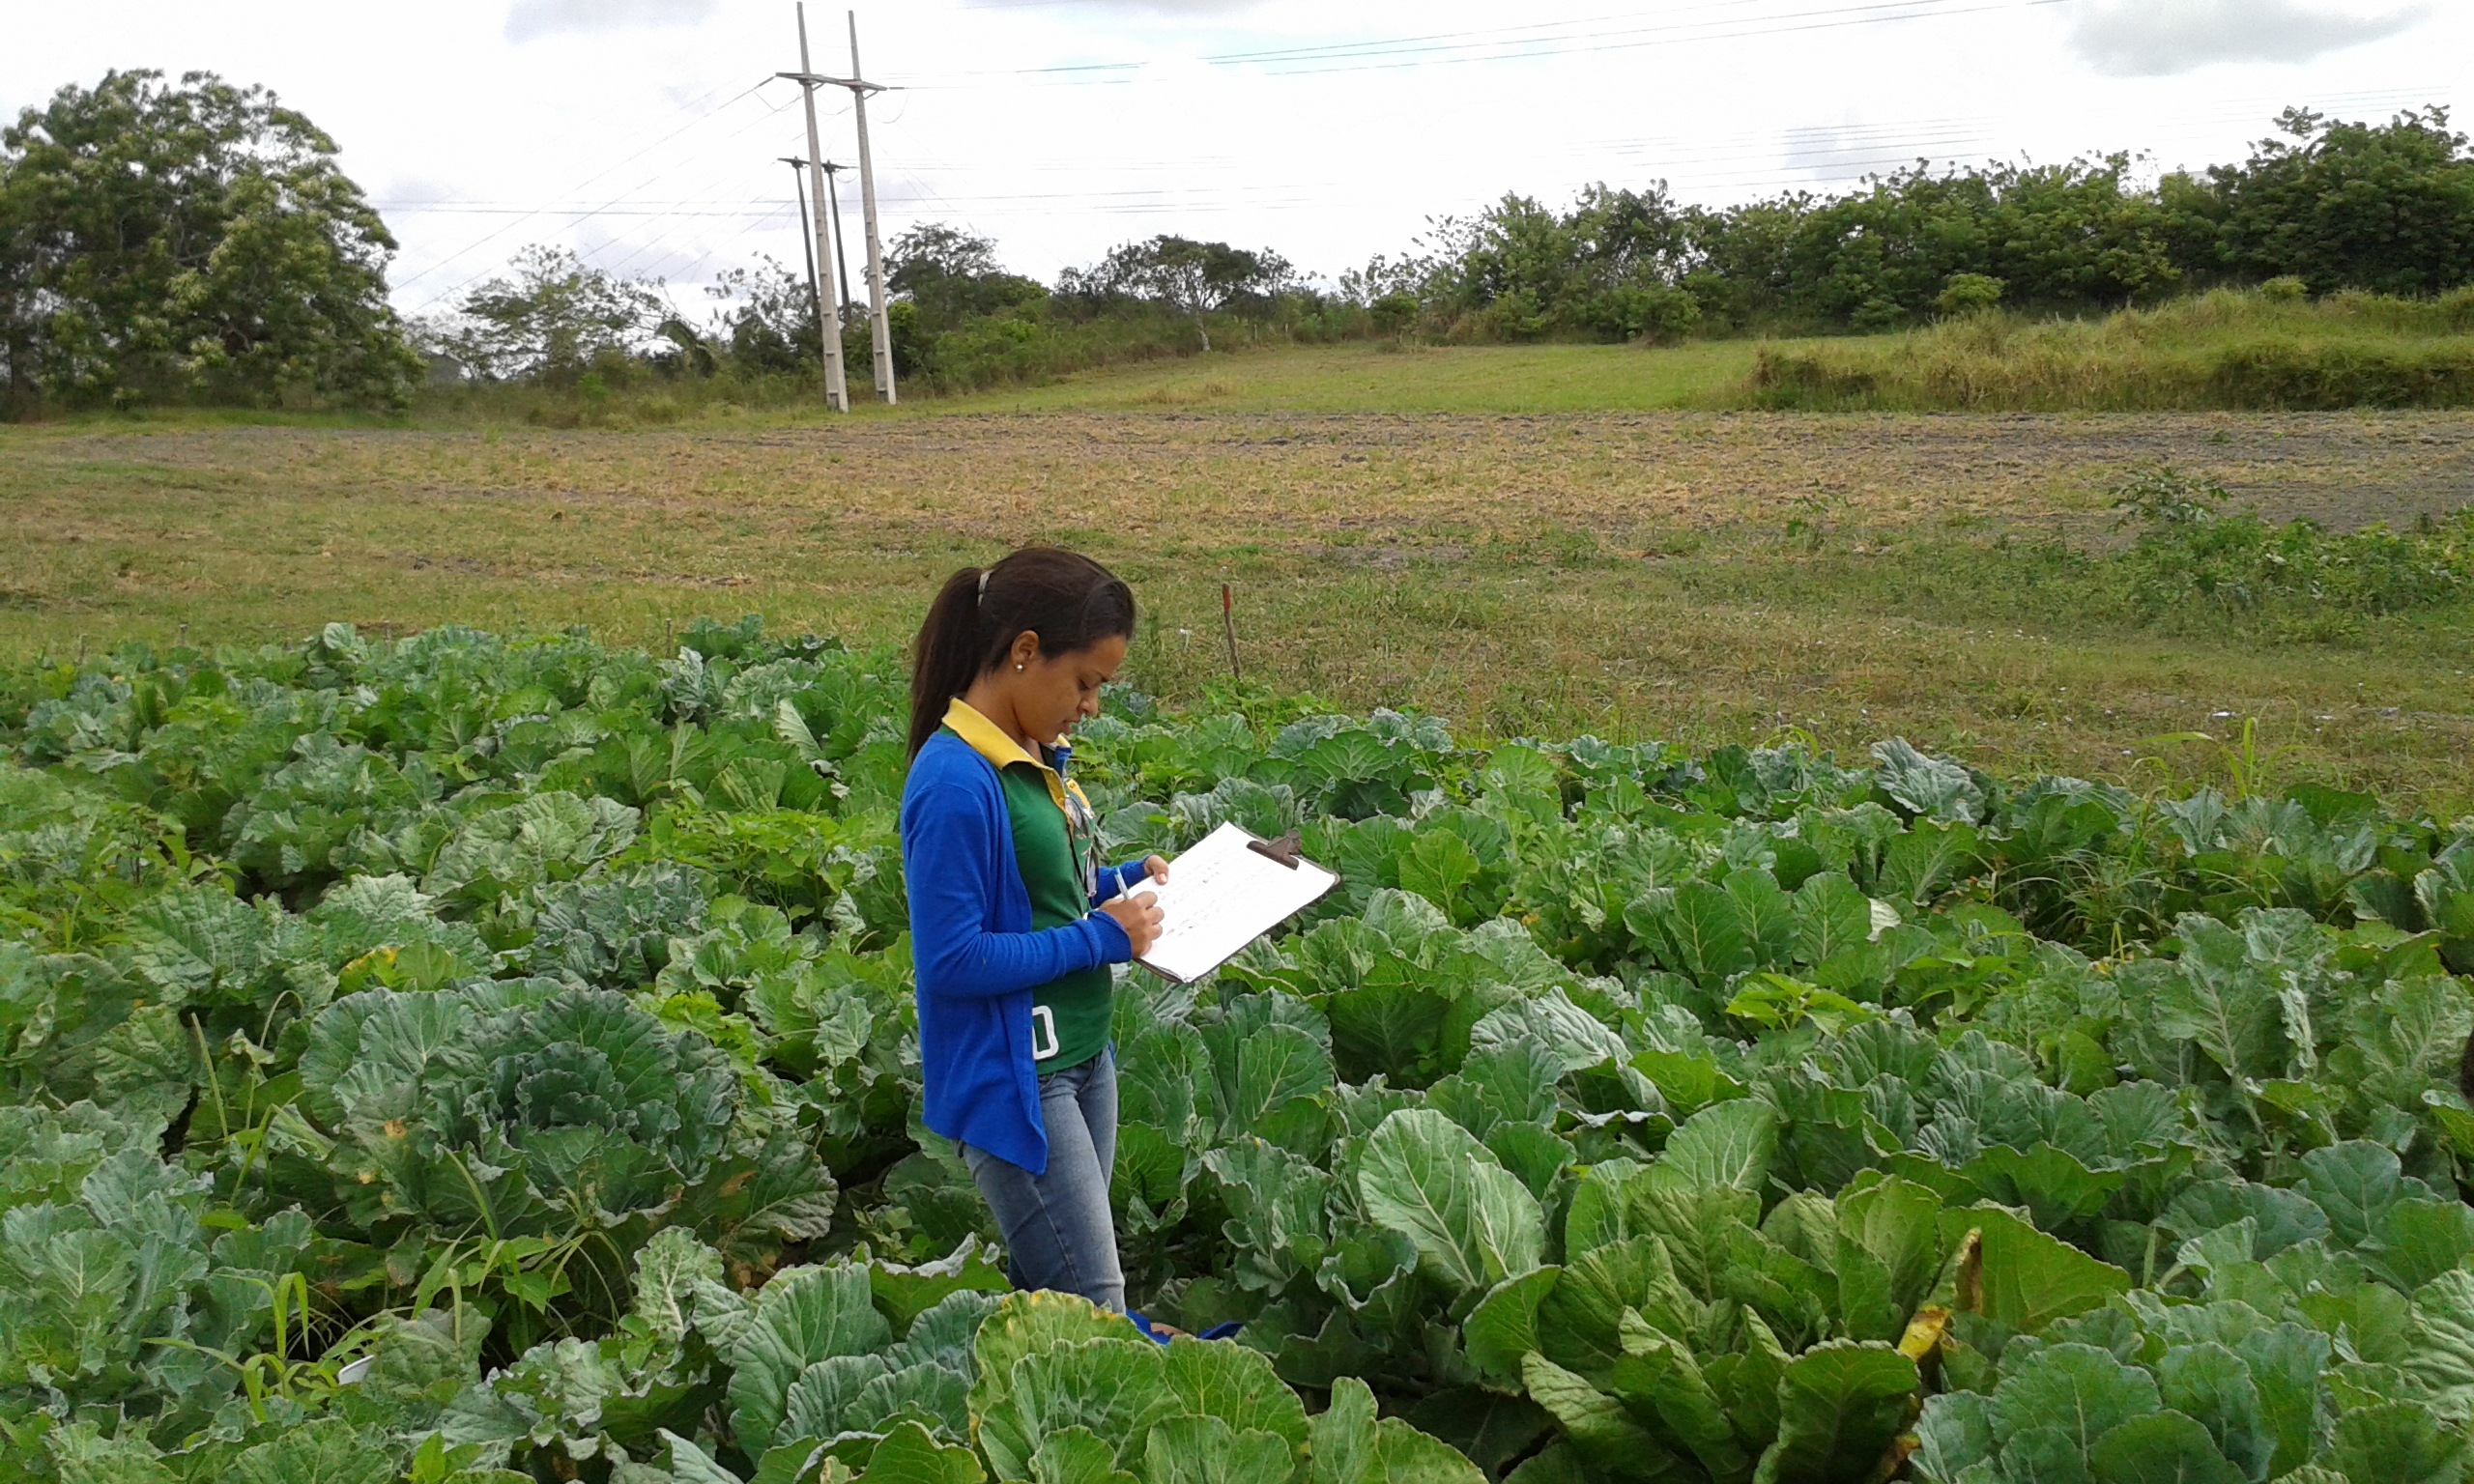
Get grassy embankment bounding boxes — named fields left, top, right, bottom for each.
left=7, top=346, right=2474, bottom=807
left=1745, top=287, right=2474, bottom=411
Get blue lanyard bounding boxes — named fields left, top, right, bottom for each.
left=1049, top=739, right=1102, bottom=900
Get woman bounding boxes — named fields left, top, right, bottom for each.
left=899, top=546, right=1167, bottom=1313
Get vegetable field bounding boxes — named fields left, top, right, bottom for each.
left=9, top=618, right=2474, bottom=1484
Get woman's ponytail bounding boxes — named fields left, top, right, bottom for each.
left=906, top=547, right=1136, bottom=758
left=908, top=566, right=992, bottom=758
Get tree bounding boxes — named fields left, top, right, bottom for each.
left=0, top=70, right=420, bottom=413
left=2188, top=106, right=2474, bottom=296
left=418, top=245, right=664, bottom=383
left=1420, top=187, right=1699, bottom=342
left=702, top=258, right=820, bottom=377
left=886, top=223, right=1044, bottom=330
left=1060, top=235, right=1299, bottom=351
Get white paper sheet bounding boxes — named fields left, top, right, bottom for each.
left=1108, top=821, right=1338, bottom=984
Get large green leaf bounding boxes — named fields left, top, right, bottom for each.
left=2129, top=915, right=2290, bottom=1086
left=1912, top=1392, right=1995, bottom=1484
left=1160, top=1334, right=1308, bottom=1451
left=1326, top=980, right=1453, bottom=1086
left=1355, top=1109, right=1545, bottom=1295
left=231, top=1418, right=394, bottom=1484
left=2085, top=1412, right=2245, bottom=1484
left=1519, top=1353, right=1687, bottom=1481
left=1872, top=740, right=1984, bottom=825
left=2235, top=1322, right=2333, bottom=1478
left=1834, top=1173, right=1947, bottom=1339
left=1655, top=1099, right=1778, bottom=1195
left=969, top=1293, right=1149, bottom=1482
left=1539, top=1237, right=1705, bottom=1383
left=2296, top=1141, right=2429, bottom=1247
left=2414, top=1268, right=2474, bottom=1404
left=1463, top=1267, right=1561, bottom=1383
left=868, top=1238, right=1013, bottom=1335
left=1141, top=1415, right=1295, bottom=1484
left=1471, top=989, right=1630, bottom=1075
left=1991, top=1343, right=2161, bottom=1451
left=1024, top=1426, right=1136, bottom=1484
left=845, top=1358, right=973, bottom=1439
left=1310, top=1377, right=1486, bottom=1484
left=2360, top=1198, right=2474, bottom=1293
left=1204, top=1137, right=1338, bottom=1292
left=661, top=1431, right=752, bottom=1484
left=2151, top=1343, right=2271, bottom=1482
left=1958, top=1207, right=2133, bottom=1335
left=1399, top=831, right=1483, bottom=923
left=1564, top=1159, right=1647, bottom=1259
left=1001, top=1338, right=1174, bottom=1476
left=726, top=1261, right=895, bottom=1459
left=421, top=791, right=638, bottom=899
left=1963, top=1144, right=2122, bottom=1231
left=1202, top=1021, right=1332, bottom=1138
left=1750, top=1342, right=1918, bottom=1484
left=1723, top=870, right=1797, bottom=970
left=862, top=1419, right=989, bottom=1484
left=1877, top=819, right=1979, bottom=905
left=1654, top=882, right=1755, bottom=985
left=1608, top=1315, right=1753, bottom=1484
left=1791, top=872, right=1876, bottom=969
left=2324, top=1400, right=2468, bottom=1484
left=1428, top=1037, right=1562, bottom=1141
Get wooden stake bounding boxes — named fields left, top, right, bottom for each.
left=1221, top=584, right=1241, bottom=681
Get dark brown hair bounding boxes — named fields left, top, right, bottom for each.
left=907, top=547, right=1136, bottom=757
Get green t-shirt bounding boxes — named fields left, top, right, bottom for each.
left=997, top=760, right=1112, bottom=1071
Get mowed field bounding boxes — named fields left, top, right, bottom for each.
left=6, top=343, right=2474, bottom=803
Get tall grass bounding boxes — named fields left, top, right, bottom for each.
left=1745, top=286, right=2474, bottom=411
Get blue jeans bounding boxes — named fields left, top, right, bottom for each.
left=962, top=1046, right=1124, bottom=1312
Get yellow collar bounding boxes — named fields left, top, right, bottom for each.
left=942, top=698, right=1085, bottom=813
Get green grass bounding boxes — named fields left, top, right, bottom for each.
left=1751, top=287, right=2474, bottom=412
left=925, top=339, right=1780, bottom=415
left=22, top=285, right=2467, bottom=436
left=5, top=402, right=2473, bottom=809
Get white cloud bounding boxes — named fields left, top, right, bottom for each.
left=2069, top=0, right=2429, bottom=76
left=969, top=0, right=1261, bottom=11
left=504, top=0, right=719, bottom=43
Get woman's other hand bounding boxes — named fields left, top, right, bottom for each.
left=1141, top=855, right=1170, bottom=884
left=1101, top=891, right=1164, bottom=956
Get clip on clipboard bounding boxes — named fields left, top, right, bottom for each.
left=1116, top=822, right=1337, bottom=984
left=1247, top=831, right=1305, bottom=869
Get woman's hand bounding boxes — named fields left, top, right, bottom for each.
left=1101, top=891, right=1164, bottom=957
left=1141, top=855, right=1170, bottom=884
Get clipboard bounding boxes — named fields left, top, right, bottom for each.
left=1108, top=821, right=1338, bottom=985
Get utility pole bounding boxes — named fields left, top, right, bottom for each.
left=784, top=5, right=849, bottom=411
left=818, top=160, right=856, bottom=327
left=848, top=13, right=895, bottom=405
left=778, top=7, right=897, bottom=404
left=777, top=157, right=825, bottom=349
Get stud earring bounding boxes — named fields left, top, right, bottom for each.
left=1016, top=664, right=1024, bottom=671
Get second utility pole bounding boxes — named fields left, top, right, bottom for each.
left=788, top=4, right=849, bottom=411
left=847, top=12, right=894, bottom=406
left=819, top=160, right=856, bottom=326
left=779, top=6, right=897, bottom=405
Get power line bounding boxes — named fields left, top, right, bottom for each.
left=885, top=0, right=2077, bottom=88
left=394, top=78, right=777, bottom=301
left=589, top=94, right=828, bottom=281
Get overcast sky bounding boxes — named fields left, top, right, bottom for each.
left=7, top=0, right=2462, bottom=317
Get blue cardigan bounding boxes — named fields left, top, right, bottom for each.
left=900, top=726, right=1149, bottom=1175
